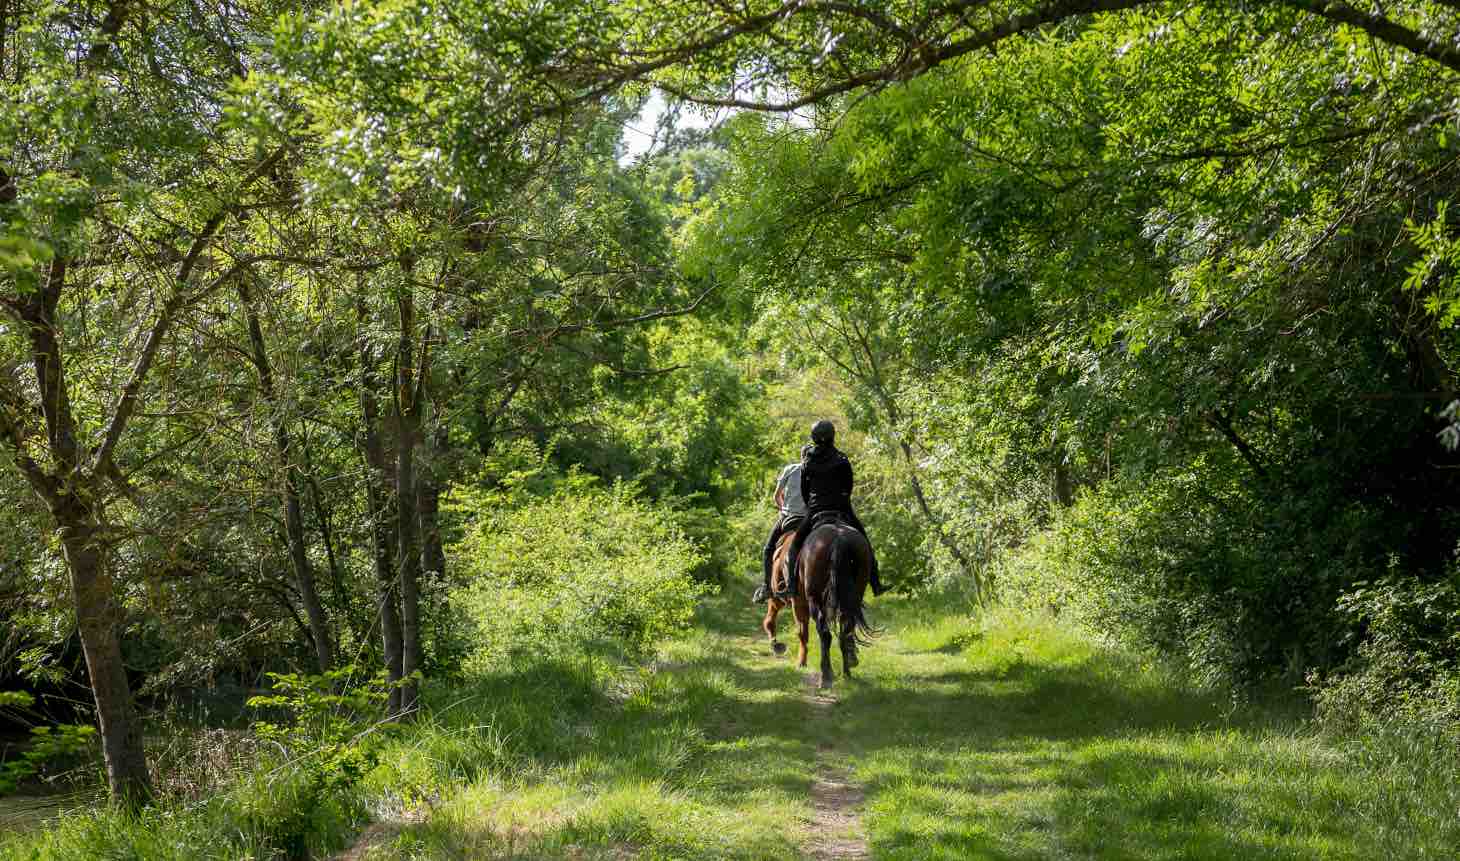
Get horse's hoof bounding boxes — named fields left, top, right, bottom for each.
left=772, top=641, right=787, bottom=655
left=820, top=676, right=834, bottom=689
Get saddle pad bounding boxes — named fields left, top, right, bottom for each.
left=807, top=510, right=848, bottom=530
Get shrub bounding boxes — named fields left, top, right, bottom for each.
left=246, top=666, right=396, bottom=790
left=997, top=459, right=1382, bottom=689
left=450, top=479, right=710, bottom=667
left=1314, top=571, right=1460, bottom=734
left=0, top=692, right=97, bottom=794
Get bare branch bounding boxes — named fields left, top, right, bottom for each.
left=89, top=146, right=286, bottom=478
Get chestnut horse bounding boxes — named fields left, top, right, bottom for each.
left=761, top=515, right=876, bottom=688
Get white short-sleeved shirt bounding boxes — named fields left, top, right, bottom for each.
left=776, top=462, right=807, bottom=517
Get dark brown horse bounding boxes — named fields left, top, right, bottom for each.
left=761, top=515, right=875, bottom=688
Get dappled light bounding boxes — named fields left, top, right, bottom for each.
left=5, top=1, right=1460, bottom=857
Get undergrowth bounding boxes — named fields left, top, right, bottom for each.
left=5, top=591, right=1459, bottom=860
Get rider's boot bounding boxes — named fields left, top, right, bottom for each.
left=869, top=555, right=888, bottom=596
left=752, top=549, right=773, bottom=603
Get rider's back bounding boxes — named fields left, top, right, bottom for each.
left=800, top=445, right=852, bottom=514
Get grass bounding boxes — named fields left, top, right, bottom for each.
left=3, top=587, right=1458, bottom=859
left=839, top=600, right=1460, bottom=860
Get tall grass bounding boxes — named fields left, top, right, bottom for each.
left=5, top=592, right=1458, bottom=860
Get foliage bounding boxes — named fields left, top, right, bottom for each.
left=685, top=4, right=1460, bottom=696
left=997, top=461, right=1399, bottom=687
left=1314, top=571, right=1460, bottom=734
left=246, top=667, right=396, bottom=790
left=6, top=0, right=1460, bottom=835
left=0, top=692, right=97, bottom=796
left=450, top=478, right=710, bottom=665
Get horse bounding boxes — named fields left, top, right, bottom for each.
left=761, top=514, right=876, bottom=688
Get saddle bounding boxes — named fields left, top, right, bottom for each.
left=806, top=510, right=848, bottom=530
left=777, top=510, right=850, bottom=592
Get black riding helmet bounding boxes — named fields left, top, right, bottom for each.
left=810, top=419, right=836, bottom=445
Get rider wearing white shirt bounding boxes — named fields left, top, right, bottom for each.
left=752, top=457, right=809, bottom=603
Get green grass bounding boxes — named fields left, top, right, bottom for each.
left=839, top=601, right=1460, bottom=860
left=359, top=590, right=1460, bottom=859
left=4, top=588, right=1457, bottom=859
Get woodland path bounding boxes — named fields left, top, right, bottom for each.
left=663, top=594, right=1421, bottom=860
left=340, top=593, right=1449, bottom=859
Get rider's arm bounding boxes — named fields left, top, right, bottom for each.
left=774, top=485, right=785, bottom=509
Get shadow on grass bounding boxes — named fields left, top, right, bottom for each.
left=381, top=589, right=1454, bottom=860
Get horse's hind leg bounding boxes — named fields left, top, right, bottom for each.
left=763, top=601, right=787, bottom=656
left=794, top=599, right=810, bottom=668
left=817, top=619, right=834, bottom=689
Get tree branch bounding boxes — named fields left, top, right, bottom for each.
left=89, top=146, right=286, bottom=478
left=1280, top=0, right=1460, bottom=74
left=656, top=0, right=1151, bottom=111
left=650, top=0, right=1459, bottom=113
left=510, top=282, right=717, bottom=337
left=1206, top=409, right=1268, bottom=478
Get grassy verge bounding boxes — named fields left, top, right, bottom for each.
left=843, top=600, right=1460, bottom=859
left=4, top=588, right=1457, bottom=859
left=359, top=591, right=1460, bottom=859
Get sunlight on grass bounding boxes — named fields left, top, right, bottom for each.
left=9, top=592, right=1453, bottom=860
left=836, top=600, right=1460, bottom=860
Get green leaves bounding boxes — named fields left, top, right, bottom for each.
left=0, top=232, right=53, bottom=294
left=0, top=694, right=98, bottom=796
left=247, top=666, right=397, bottom=788
left=450, top=479, right=710, bottom=665
left=1404, top=202, right=1460, bottom=328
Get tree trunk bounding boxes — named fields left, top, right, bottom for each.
left=395, top=412, right=422, bottom=715
left=847, top=317, right=985, bottom=602
left=368, top=466, right=405, bottom=716
left=899, top=438, right=986, bottom=604
left=1052, top=459, right=1074, bottom=507
left=5, top=256, right=152, bottom=803
left=418, top=428, right=447, bottom=582
left=58, top=509, right=151, bottom=805
left=1051, top=429, right=1074, bottom=506
left=239, top=280, right=333, bottom=672
left=393, top=274, right=429, bottom=717
left=304, top=462, right=353, bottom=637
left=359, top=318, right=405, bottom=717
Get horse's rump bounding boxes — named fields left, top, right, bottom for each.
left=800, top=523, right=876, bottom=647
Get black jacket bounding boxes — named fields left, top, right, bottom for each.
left=800, top=445, right=853, bottom=514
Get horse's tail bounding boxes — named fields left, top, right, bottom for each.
left=822, top=530, right=876, bottom=648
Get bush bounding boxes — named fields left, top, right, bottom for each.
left=1314, top=571, right=1460, bottom=735
left=450, top=479, right=709, bottom=667
left=246, top=666, right=395, bottom=790
left=997, top=459, right=1383, bottom=689
left=0, top=692, right=97, bottom=794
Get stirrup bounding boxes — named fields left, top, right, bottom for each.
left=752, top=584, right=771, bottom=604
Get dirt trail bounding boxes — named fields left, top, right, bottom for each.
left=803, top=679, right=870, bottom=860
left=329, top=808, right=427, bottom=861
left=329, top=821, right=399, bottom=861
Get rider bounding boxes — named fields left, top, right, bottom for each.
left=751, top=454, right=809, bottom=604
left=785, top=419, right=886, bottom=598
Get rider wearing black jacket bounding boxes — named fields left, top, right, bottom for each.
left=785, top=419, right=886, bottom=596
